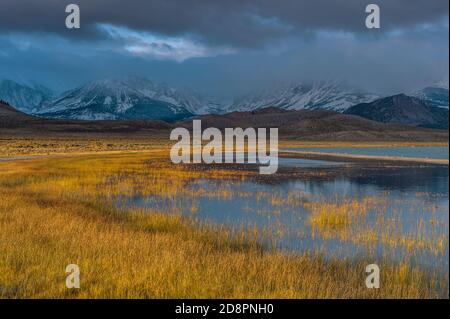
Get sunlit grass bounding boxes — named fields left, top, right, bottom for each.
left=306, top=198, right=374, bottom=228
left=1, top=138, right=447, bottom=158
left=306, top=196, right=447, bottom=256
left=0, top=147, right=448, bottom=298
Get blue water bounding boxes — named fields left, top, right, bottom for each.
left=120, top=165, right=449, bottom=272
left=284, top=146, right=449, bottom=159
left=231, top=152, right=343, bottom=167
left=278, top=157, right=342, bottom=167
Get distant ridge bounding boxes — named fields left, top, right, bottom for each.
left=0, top=101, right=170, bottom=135
left=228, top=81, right=378, bottom=113
left=0, top=79, right=53, bottom=113
left=180, top=107, right=448, bottom=141
left=345, top=94, right=449, bottom=129
left=1, top=101, right=447, bottom=141
left=0, top=100, right=36, bottom=127
left=412, top=80, right=449, bottom=109
left=36, top=77, right=194, bottom=122
left=1, top=76, right=449, bottom=128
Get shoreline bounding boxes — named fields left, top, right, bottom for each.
left=281, top=150, right=449, bottom=166
left=2, top=150, right=449, bottom=166
left=0, top=151, right=447, bottom=298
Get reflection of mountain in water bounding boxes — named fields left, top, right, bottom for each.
left=256, top=165, right=449, bottom=197
left=346, top=166, right=448, bottom=195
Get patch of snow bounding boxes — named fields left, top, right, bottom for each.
left=104, top=96, right=112, bottom=105
left=228, top=81, right=378, bottom=112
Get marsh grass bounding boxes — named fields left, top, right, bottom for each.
left=1, top=138, right=447, bottom=158
left=305, top=195, right=447, bottom=257
left=0, top=149, right=448, bottom=298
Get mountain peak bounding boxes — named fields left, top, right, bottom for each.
left=411, top=80, right=449, bottom=109
left=432, top=79, right=449, bottom=90
left=0, top=79, right=53, bottom=113
left=229, top=80, right=378, bottom=112
left=345, top=94, right=448, bottom=129
left=391, top=93, right=413, bottom=102
left=35, top=76, right=197, bottom=121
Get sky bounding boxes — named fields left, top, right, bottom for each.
left=0, top=0, right=448, bottom=98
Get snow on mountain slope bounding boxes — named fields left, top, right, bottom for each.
left=0, top=79, right=53, bottom=113
left=412, top=80, right=449, bottom=109
left=36, top=77, right=225, bottom=120
left=228, top=81, right=378, bottom=112
left=143, top=84, right=224, bottom=115
left=37, top=77, right=210, bottom=121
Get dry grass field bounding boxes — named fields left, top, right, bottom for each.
left=0, top=138, right=448, bottom=298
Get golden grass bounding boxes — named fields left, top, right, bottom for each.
left=1, top=137, right=447, bottom=158
left=0, top=137, right=171, bottom=158
left=306, top=198, right=373, bottom=228
left=306, top=196, right=447, bottom=257
left=0, top=148, right=448, bottom=298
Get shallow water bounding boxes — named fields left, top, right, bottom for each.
left=277, top=157, right=341, bottom=167
left=121, top=164, right=449, bottom=273
left=284, top=146, right=449, bottom=159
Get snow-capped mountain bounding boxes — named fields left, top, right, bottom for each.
left=228, top=81, right=379, bottom=112
left=36, top=77, right=222, bottom=121
left=10, top=76, right=448, bottom=122
left=412, top=80, right=449, bottom=109
left=0, top=79, right=53, bottom=113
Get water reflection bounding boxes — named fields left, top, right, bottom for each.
left=284, top=147, right=449, bottom=159
left=121, top=164, right=449, bottom=272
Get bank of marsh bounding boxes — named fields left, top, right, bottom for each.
left=0, top=147, right=448, bottom=298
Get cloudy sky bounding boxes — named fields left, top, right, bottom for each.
left=0, top=0, right=448, bottom=98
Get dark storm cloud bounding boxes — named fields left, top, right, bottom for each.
left=0, top=0, right=448, bottom=48
left=1, top=27, right=447, bottom=97
left=0, top=1, right=447, bottom=98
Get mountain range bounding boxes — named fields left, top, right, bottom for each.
left=36, top=77, right=196, bottom=122
left=0, top=79, right=53, bottom=113
left=411, top=80, right=449, bottom=109
left=2, top=100, right=447, bottom=142
left=1, top=77, right=224, bottom=122
left=228, top=81, right=379, bottom=112
left=345, top=94, right=449, bottom=129
left=0, top=76, right=448, bottom=128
